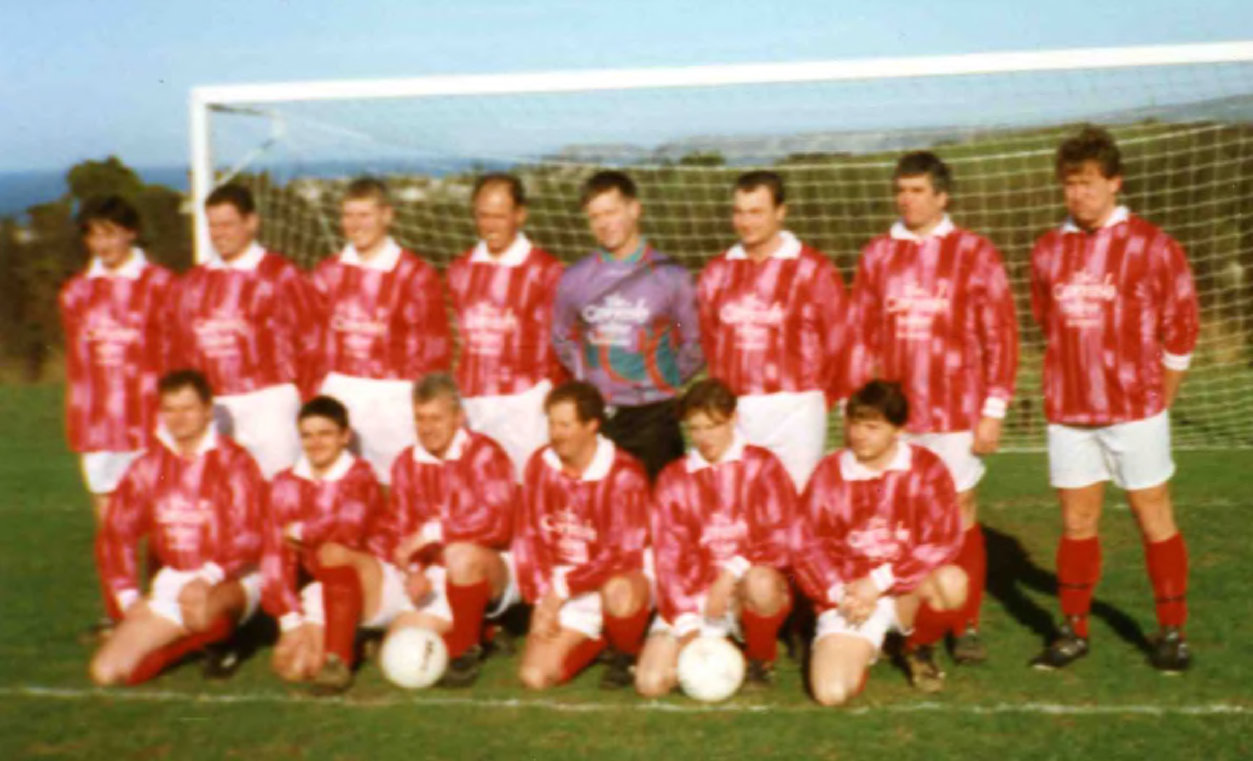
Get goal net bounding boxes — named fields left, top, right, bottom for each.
left=190, top=42, right=1253, bottom=450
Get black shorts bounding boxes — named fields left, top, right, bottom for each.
left=602, top=398, right=685, bottom=482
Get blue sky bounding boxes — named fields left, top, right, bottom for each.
left=1, top=0, right=1249, bottom=173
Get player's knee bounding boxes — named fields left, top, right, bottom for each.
left=602, top=575, right=645, bottom=618
left=316, top=542, right=352, bottom=569
left=518, top=663, right=556, bottom=691
left=930, top=565, right=968, bottom=611
left=443, top=542, right=485, bottom=584
left=635, top=666, right=674, bottom=698
left=88, top=654, right=123, bottom=686
left=741, top=567, right=786, bottom=614
left=811, top=676, right=853, bottom=707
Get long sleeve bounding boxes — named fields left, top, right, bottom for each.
left=845, top=253, right=883, bottom=394
left=95, top=463, right=151, bottom=610
left=442, top=437, right=517, bottom=548
left=275, top=264, right=325, bottom=400
left=651, top=466, right=711, bottom=623
left=791, top=458, right=852, bottom=608
left=513, top=452, right=557, bottom=602
left=550, top=272, right=582, bottom=380
left=1155, top=235, right=1200, bottom=367
left=210, top=449, right=266, bottom=579
left=671, top=264, right=705, bottom=383
left=814, top=259, right=849, bottom=407
left=397, top=260, right=452, bottom=379
left=881, top=456, right=962, bottom=595
left=260, top=476, right=304, bottom=620
left=973, top=242, right=1019, bottom=415
left=742, top=452, right=796, bottom=569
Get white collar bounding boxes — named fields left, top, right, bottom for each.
left=412, top=428, right=471, bottom=464
left=155, top=424, right=219, bottom=458
left=207, top=241, right=266, bottom=272
left=292, top=450, right=356, bottom=482
left=889, top=215, right=955, bottom=242
left=686, top=432, right=748, bottom=473
left=726, top=230, right=801, bottom=261
left=470, top=233, right=531, bottom=267
left=87, top=247, right=146, bottom=280
left=1061, top=205, right=1130, bottom=233
left=340, top=237, right=402, bottom=272
left=838, top=441, right=912, bottom=481
left=542, top=435, right=616, bottom=482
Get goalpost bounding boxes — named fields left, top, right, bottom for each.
left=189, top=41, right=1253, bottom=451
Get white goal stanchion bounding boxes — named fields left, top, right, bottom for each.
left=189, top=41, right=1253, bottom=450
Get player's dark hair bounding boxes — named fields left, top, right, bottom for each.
left=845, top=380, right=909, bottom=428
left=678, top=378, right=738, bottom=422
left=581, top=170, right=637, bottom=207
left=205, top=183, right=257, bottom=215
left=344, top=176, right=392, bottom=207
left=545, top=380, right=607, bottom=427
left=472, top=173, right=527, bottom=207
left=1056, top=125, right=1122, bottom=180
left=893, top=151, right=953, bottom=195
left=77, top=195, right=141, bottom=236
left=298, top=395, right=350, bottom=431
left=413, top=372, right=462, bottom=409
left=157, top=369, right=213, bottom=404
left=734, top=170, right=786, bottom=206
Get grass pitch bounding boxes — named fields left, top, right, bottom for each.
left=1, top=384, right=1250, bottom=760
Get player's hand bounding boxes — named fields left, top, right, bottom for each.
left=972, top=416, right=1003, bottom=455
left=178, top=578, right=212, bottom=632
left=283, top=522, right=306, bottom=549
left=404, top=570, right=432, bottom=605
left=275, top=625, right=321, bottom=681
left=704, top=570, right=738, bottom=619
left=839, top=576, right=881, bottom=626
left=532, top=590, right=564, bottom=640
left=393, top=533, right=427, bottom=568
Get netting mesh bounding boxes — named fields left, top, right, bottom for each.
left=202, top=59, right=1253, bottom=450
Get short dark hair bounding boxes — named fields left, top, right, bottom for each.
left=734, top=170, right=786, bottom=206
left=298, top=395, right=350, bottom=431
left=1056, top=125, right=1122, bottom=180
left=343, top=176, right=392, bottom=206
left=893, top=151, right=953, bottom=195
left=845, top=380, right=909, bottom=427
left=77, top=195, right=141, bottom=236
left=157, top=369, right=213, bottom=405
left=472, top=173, right=526, bottom=207
left=678, top=378, right=738, bottom=422
left=581, top=170, right=637, bottom=207
left=545, top=380, right=607, bottom=427
left=205, top=183, right=256, bottom=216
left=413, top=372, right=462, bottom=408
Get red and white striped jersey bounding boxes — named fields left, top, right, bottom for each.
left=59, top=250, right=174, bottom=452
left=261, top=453, right=384, bottom=621
left=849, top=218, right=1019, bottom=432
left=514, top=437, right=650, bottom=602
left=311, top=239, right=452, bottom=382
left=792, top=443, right=961, bottom=608
left=96, top=429, right=265, bottom=611
left=367, top=429, right=518, bottom=562
left=1030, top=208, right=1199, bottom=425
left=168, top=244, right=322, bottom=398
left=652, top=437, right=795, bottom=625
left=446, top=235, right=567, bottom=396
left=697, top=232, right=848, bottom=405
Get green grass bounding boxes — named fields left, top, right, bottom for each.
left=1, top=384, right=1251, bottom=760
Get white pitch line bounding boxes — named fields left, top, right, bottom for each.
left=1, top=685, right=1247, bottom=717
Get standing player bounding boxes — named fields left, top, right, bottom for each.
left=793, top=381, right=967, bottom=704
left=447, top=173, right=566, bottom=477
left=90, top=370, right=265, bottom=686
left=552, top=171, right=702, bottom=481
left=262, top=395, right=385, bottom=694
left=514, top=381, right=653, bottom=690
left=1029, top=126, right=1199, bottom=673
left=848, top=152, right=1018, bottom=667
left=312, top=177, right=452, bottom=483
left=167, top=184, right=321, bottom=479
left=60, top=196, right=174, bottom=526
left=636, top=379, right=795, bottom=697
left=697, top=171, right=848, bottom=490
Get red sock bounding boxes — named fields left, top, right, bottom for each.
left=1057, top=536, right=1101, bottom=638
left=444, top=579, right=492, bottom=659
left=316, top=566, right=363, bottom=667
left=952, top=524, right=987, bottom=634
left=604, top=606, right=650, bottom=657
left=1145, top=533, right=1188, bottom=630
left=559, top=637, right=606, bottom=683
left=742, top=601, right=791, bottom=663
left=126, top=615, right=233, bottom=685
left=906, top=602, right=956, bottom=649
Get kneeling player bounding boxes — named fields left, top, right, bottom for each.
left=793, top=381, right=966, bottom=705
left=261, top=395, right=386, bottom=694
left=366, top=373, right=519, bottom=686
left=636, top=379, right=795, bottom=697
left=515, top=381, right=653, bottom=690
left=90, top=370, right=265, bottom=686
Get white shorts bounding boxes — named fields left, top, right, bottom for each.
left=813, top=597, right=903, bottom=661
left=1047, top=410, right=1175, bottom=491
left=319, top=373, right=416, bottom=485
left=215, top=383, right=302, bottom=479
left=147, top=567, right=262, bottom=629
left=463, top=380, right=552, bottom=481
left=365, top=552, right=520, bottom=630
left=902, top=430, right=985, bottom=492
left=553, top=553, right=656, bottom=640
left=648, top=590, right=739, bottom=640
left=736, top=390, right=829, bottom=490
left=80, top=450, right=143, bottom=494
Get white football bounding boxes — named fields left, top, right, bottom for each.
left=677, top=636, right=745, bottom=703
left=379, top=626, right=448, bottom=689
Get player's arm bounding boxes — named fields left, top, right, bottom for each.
left=879, top=458, right=963, bottom=597
left=278, top=264, right=326, bottom=400
left=535, top=257, right=571, bottom=385
left=513, top=454, right=557, bottom=604
left=972, top=242, right=1019, bottom=453
left=549, top=271, right=583, bottom=378
left=670, top=264, right=705, bottom=382
left=742, top=452, right=798, bottom=571
left=260, top=478, right=307, bottom=631
left=651, top=469, right=710, bottom=633
left=95, top=468, right=151, bottom=616
left=1156, top=236, right=1200, bottom=409
left=789, top=461, right=855, bottom=608
left=845, top=249, right=883, bottom=392
left=207, top=452, right=266, bottom=583
left=445, top=442, right=517, bottom=549
left=815, top=258, right=851, bottom=408
left=398, top=261, right=452, bottom=377
left=559, top=467, right=649, bottom=599
left=1028, top=238, right=1052, bottom=330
